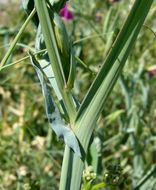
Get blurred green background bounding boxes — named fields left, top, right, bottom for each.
left=0, top=0, right=156, bottom=189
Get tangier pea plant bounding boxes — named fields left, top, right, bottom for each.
left=0, top=0, right=154, bottom=189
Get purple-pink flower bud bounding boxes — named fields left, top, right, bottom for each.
left=59, top=3, right=74, bottom=21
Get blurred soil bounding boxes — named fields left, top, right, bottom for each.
left=0, top=0, right=20, bottom=27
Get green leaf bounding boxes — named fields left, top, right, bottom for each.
left=87, top=137, right=102, bottom=173
left=22, top=0, right=39, bottom=27
left=35, top=23, right=76, bottom=120
left=134, top=165, right=156, bottom=190
left=59, top=1, right=154, bottom=189
left=75, top=0, right=154, bottom=147
left=105, top=109, right=125, bottom=126
left=29, top=52, right=81, bottom=157
left=49, top=0, right=69, bottom=12
left=66, top=49, right=76, bottom=90
left=34, top=0, right=77, bottom=121
left=35, top=25, right=62, bottom=101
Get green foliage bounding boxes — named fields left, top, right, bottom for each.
left=0, top=0, right=156, bottom=189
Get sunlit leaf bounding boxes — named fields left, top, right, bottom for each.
left=29, top=52, right=81, bottom=157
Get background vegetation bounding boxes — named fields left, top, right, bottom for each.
left=0, top=0, right=156, bottom=189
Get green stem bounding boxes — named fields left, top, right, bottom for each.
left=34, top=0, right=76, bottom=122
left=0, top=49, right=47, bottom=71
left=92, top=182, right=108, bottom=190
left=59, top=1, right=153, bottom=190
left=59, top=146, right=74, bottom=189
left=0, top=8, right=36, bottom=70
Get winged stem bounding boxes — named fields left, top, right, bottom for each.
left=34, top=0, right=76, bottom=122
left=59, top=0, right=153, bottom=189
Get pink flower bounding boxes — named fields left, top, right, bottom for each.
left=59, top=3, right=74, bottom=21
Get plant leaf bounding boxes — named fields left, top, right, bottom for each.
left=29, top=52, right=81, bottom=157
left=22, top=0, right=38, bottom=27
left=34, top=0, right=76, bottom=120
left=134, top=165, right=156, bottom=190
left=35, top=24, right=63, bottom=100
left=59, top=1, right=154, bottom=189
left=105, top=109, right=125, bottom=125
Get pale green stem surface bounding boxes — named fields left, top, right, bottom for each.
left=60, top=0, right=153, bottom=190
left=34, top=0, right=76, bottom=122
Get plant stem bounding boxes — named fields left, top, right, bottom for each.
left=0, top=8, right=36, bottom=70
left=59, top=0, right=153, bottom=189
left=0, top=49, right=47, bottom=71
left=34, top=0, right=76, bottom=122
left=92, top=182, right=108, bottom=190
